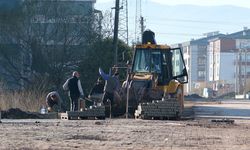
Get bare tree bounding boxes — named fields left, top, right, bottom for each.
left=0, top=0, right=101, bottom=89
left=0, top=1, right=32, bottom=89
left=30, top=0, right=102, bottom=88
left=101, top=10, right=114, bottom=38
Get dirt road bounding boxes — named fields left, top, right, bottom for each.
left=1, top=99, right=250, bottom=150
left=1, top=119, right=250, bottom=150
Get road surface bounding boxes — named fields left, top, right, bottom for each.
left=1, top=98, right=250, bottom=150
left=187, top=99, right=250, bottom=119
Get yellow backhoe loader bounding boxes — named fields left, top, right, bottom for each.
left=125, top=30, right=188, bottom=119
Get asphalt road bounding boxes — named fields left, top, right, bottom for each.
left=189, top=99, right=250, bottom=119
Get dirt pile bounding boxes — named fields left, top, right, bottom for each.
left=1, top=108, right=40, bottom=119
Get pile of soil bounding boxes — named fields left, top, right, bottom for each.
left=185, top=94, right=203, bottom=99
left=1, top=108, right=40, bottom=119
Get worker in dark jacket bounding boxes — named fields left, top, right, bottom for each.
left=99, top=68, right=121, bottom=106
left=89, top=78, right=104, bottom=96
left=88, top=77, right=104, bottom=103
left=46, top=91, right=61, bottom=112
left=63, top=71, right=84, bottom=111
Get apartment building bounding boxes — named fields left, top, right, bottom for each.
left=179, top=28, right=250, bottom=97
left=207, top=37, right=236, bottom=96
left=176, top=33, right=224, bottom=95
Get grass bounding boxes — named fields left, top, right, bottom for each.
left=0, top=76, right=50, bottom=112
left=0, top=90, right=47, bottom=112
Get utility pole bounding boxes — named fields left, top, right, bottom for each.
left=239, top=48, right=243, bottom=95
left=244, top=48, right=248, bottom=99
left=140, top=16, right=145, bottom=42
left=235, top=51, right=239, bottom=95
left=113, top=0, right=120, bottom=65
left=212, top=44, right=216, bottom=97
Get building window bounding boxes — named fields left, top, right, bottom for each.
left=198, top=71, right=205, bottom=78
left=198, top=58, right=206, bottom=65
left=176, top=61, right=180, bottom=66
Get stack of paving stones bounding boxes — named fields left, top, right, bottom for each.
left=61, top=106, right=105, bottom=120
left=135, top=98, right=181, bottom=119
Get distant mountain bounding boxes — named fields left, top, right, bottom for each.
left=144, top=4, right=250, bottom=22
left=96, top=2, right=250, bottom=44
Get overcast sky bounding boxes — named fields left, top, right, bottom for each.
left=97, top=0, right=250, bottom=8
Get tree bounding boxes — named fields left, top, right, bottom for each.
left=100, top=10, right=114, bottom=39
left=0, top=0, right=133, bottom=94
left=0, top=0, right=101, bottom=90
left=29, top=0, right=101, bottom=89
left=0, top=0, right=32, bottom=89
left=79, top=38, right=132, bottom=93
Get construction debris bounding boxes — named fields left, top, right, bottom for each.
left=61, top=106, right=105, bottom=120
left=211, top=118, right=235, bottom=124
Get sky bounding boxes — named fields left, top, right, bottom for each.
left=97, top=0, right=250, bottom=8
left=95, top=0, right=250, bottom=44
left=151, top=0, right=250, bottom=8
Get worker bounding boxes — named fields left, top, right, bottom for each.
left=89, top=77, right=104, bottom=96
left=63, top=71, right=84, bottom=111
left=88, top=77, right=104, bottom=104
left=99, top=68, right=121, bottom=106
left=46, top=91, right=61, bottom=112
left=151, top=54, right=161, bottom=73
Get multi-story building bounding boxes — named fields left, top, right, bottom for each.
left=178, top=27, right=250, bottom=97
left=207, top=28, right=250, bottom=97
left=175, top=33, right=224, bottom=95
left=207, top=37, right=236, bottom=96
left=234, top=38, right=250, bottom=96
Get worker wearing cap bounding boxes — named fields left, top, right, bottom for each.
left=46, top=91, right=61, bottom=112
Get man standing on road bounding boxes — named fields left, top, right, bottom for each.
left=63, top=71, right=84, bottom=111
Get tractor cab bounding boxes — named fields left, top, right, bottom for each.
left=132, top=46, right=188, bottom=86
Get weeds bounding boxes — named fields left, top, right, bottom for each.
left=0, top=74, right=50, bottom=112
